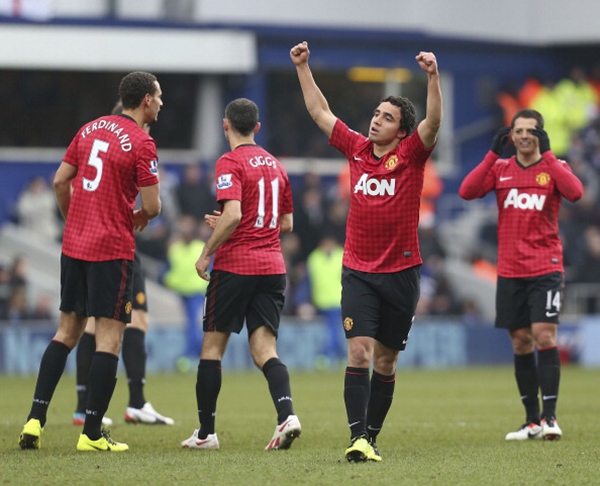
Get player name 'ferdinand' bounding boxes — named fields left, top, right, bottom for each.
left=80, top=119, right=133, bottom=152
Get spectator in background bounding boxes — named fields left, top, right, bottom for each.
left=294, top=186, right=326, bottom=260
left=419, top=161, right=444, bottom=229
left=518, top=75, right=543, bottom=108
left=280, top=232, right=304, bottom=316
left=7, top=287, right=31, bottom=322
left=9, top=255, right=28, bottom=294
left=176, top=164, right=216, bottom=223
left=0, top=266, right=11, bottom=320
left=497, top=83, right=523, bottom=127
left=16, top=175, right=61, bottom=242
left=530, top=79, right=571, bottom=158
left=459, top=109, right=583, bottom=442
left=570, top=225, right=600, bottom=313
left=305, top=234, right=345, bottom=366
left=554, top=67, right=598, bottom=135
left=29, top=294, right=54, bottom=321
left=163, top=215, right=209, bottom=365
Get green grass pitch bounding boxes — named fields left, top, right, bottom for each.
left=1, top=366, right=599, bottom=485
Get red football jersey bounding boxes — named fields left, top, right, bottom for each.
left=463, top=153, right=580, bottom=277
left=212, top=144, right=293, bottom=275
left=330, top=119, right=434, bottom=273
left=61, top=114, right=159, bottom=261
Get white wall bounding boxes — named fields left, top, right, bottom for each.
left=7, top=0, right=599, bottom=46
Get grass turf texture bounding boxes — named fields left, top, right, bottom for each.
left=1, top=366, right=599, bottom=485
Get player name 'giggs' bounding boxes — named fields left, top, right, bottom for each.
left=80, top=119, right=133, bottom=152
left=248, top=155, right=277, bottom=168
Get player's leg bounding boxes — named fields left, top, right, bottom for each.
left=20, top=254, right=88, bottom=450
left=367, top=341, right=399, bottom=460
left=182, top=271, right=236, bottom=450
left=20, top=311, right=87, bottom=449
left=365, top=266, right=418, bottom=459
left=341, top=267, right=379, bottom=461
left=530, top=272, right=563, bottom=440
left=73, top=318, right=96, bottom=425
left=181, top=330, right=228, bottom=450
left=77, top=259, right=131, bottom=452
left=496, top=276, right=542, bottom=441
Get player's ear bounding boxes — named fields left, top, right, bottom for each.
left=254, top=122, right=261, bottom=134
left=396, top=129, right=407, bottom=141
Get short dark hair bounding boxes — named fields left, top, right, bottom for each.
left=225, top=98, right=259, bottom=136
left=511, top=108, right=544, bottom=128
left=119, top=71, right=158, bottom=110
left=381, top=95, right=417, bottom=136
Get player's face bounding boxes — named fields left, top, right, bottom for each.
left=146, top=81, right=163, bottom=124
left=368, top=101, right=403, bottom=145
left=511, top=117, right=538, bottom=157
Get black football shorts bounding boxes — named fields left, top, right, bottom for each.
left=202, top=270, right=286, bottom=337
left=341, top=265, right=420, bottom=351
left=60, top=253, right=134, bottom=323
left=495, top=272, right=564, bottom=329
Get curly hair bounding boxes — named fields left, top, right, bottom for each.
left=381, top=95, right=417, bottom=136
left=225, top=98, right=259, bottom=136
left=119, top=71, right=158, bottom=110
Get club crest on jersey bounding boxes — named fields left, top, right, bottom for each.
left=384, top=155, right=398, bottom=170
left=343, top=317, right=354, bottom=331
left=536, top=172, right=551, bottom=186
left=149, top=159, right=158, bottom=174
left=217, top=174, right=233, bottom=189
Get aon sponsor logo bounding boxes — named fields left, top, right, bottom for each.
left=354, top=173, right=396, bottom=196
left=504, top=188, right=546, bottom=210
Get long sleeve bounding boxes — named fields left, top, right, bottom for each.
left=543, top=152, right=584, bottom=202
left=458, top=151, right=498, bottom=200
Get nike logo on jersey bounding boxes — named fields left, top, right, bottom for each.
left=499, top=176, right=513, bottom=181
left=353, top=156, right=364, bottom=162
left=546, top=311, right=558, bottom=317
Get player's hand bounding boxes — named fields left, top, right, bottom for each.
left=133, top=209, right=149, bottom=232
left=491, top=126, right=511, bottom=155
left=290, top=41, right=310, bottom=66
left=415, top=52, right=438, bottom=75
left=532, top=126, right=551, bottom=154
left=204, top=210, right=221, bottom=230
left=195, top=252, right=211, bottom=281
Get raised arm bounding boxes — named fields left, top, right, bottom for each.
left=533, top=127, right=584, bottom=202
left=290, top=41, right=338, bottom=139
left=415, top=52, right=443, bottom=150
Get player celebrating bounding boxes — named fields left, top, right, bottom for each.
left=291, top=41, right=442, bottom=461
left=459, top=109, right=583, bottom=441
left=180, top=98, right=301, bottom=451
left=19, top=71, right=162, bottom=452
